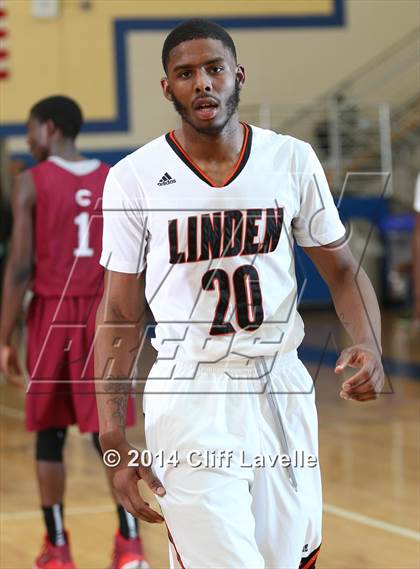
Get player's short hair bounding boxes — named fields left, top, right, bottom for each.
left=162, top=19, right=237, bottom=72
left=30, top=95, right=83, bottom=139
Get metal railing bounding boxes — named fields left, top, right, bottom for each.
left=240, top=27, right=420, bottom=195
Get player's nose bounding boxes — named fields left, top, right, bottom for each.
left=194, top=69, right=212, bottom=93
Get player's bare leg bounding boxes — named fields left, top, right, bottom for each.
left=36, top=461, right=65, bottom=507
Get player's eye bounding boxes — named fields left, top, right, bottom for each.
left=179, top=70, right=192, bottom=78
left=210, top=66, right=224, bottom=73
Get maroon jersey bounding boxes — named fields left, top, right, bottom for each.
left=30, top=157, right=109, bottom=297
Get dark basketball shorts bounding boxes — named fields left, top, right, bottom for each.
left=25, top=295, right=135, bottom=433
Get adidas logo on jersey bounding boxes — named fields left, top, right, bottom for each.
left=157, top=172, right=176, bottom=186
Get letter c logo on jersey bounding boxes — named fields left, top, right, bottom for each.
left=74, top=189, right=94, bottom=258
left=75, top=189, right=92, bottom=207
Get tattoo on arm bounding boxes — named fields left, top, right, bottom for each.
left=110, top=396, right=128, bottom=429
left=103, top=377, right=130, bottom=430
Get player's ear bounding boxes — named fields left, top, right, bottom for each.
left=236, top=64, right=245, bottom=90
left=161, top=77, right=173, bottom=101
left=45, top=119, right=57, bottom=136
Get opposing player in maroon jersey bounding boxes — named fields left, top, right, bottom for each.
left=0, top=96, right=149, bottom=569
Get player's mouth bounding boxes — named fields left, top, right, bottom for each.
left=193, top=97, right=219, bottom=120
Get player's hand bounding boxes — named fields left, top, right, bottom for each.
left=0, top=344, right=24, bottom=387
left=105, top=440, right=166, bottom=523
left=334, top=343, right=384, bottom=402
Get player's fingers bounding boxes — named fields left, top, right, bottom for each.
left=340, top=385, right=376, bottom=400
left=119, top=495, right=161, bottom=523
left=136, top=502, right=164, bottom=524
left=340, top=370, right=383, bottom=400
left=341, top=364, right=373, bottom=391
left=114, top=487, right=151, bottom=522
left=138, top=465, right=166, bottom=497
left=117, top=496, right=138, bottom=519
left=346, top=382, right=375, bottom=396
left=335, top=349, right=359, bottom=373
left=1, top=348, right=26, bottom=388
left=342, top=356, right=384, bottom=391
left=340, top=388, right=378, bottom=401
left=121, top=473, right=165, bottom=523
left=127, top=490, right=164, bottom=523
left=346, top=391, right=379, bottom=402
left=11, top=353, right=22, bottom=375
left=348, top=369, right=383, bottom=396
left=346, top=372, right=380, bottom=395
left=1, top=348, right=16, bottom=373
left=8, top=355, right=24, bottom=387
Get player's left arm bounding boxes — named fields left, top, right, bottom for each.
left=302, top=239, right=384, bottom=402
left=0, top=171, right=35, bottom=384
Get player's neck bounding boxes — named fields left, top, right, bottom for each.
left=176, top=117, right=243, bottom=163
left=48, top=139, right=84, bottom=162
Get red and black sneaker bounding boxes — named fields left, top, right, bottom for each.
left=108, top=531, right=150, bottom=569
left=33, top=531, right=76, bottom=569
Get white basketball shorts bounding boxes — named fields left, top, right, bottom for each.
left=143, top=350, right=322, bottom=569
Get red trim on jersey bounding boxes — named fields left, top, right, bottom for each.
left=299, top=545, right=321, bottom=569
left=166, top=123, right=252, bottom=188
left=166, top=525, right=186, bottom=569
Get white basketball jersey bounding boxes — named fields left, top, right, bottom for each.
left=100, top=124, right=345, bottom=362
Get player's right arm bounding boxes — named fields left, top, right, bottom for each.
left=0, top=171, right=35, bottom=384
left=95, top=269, right=166, bottom=523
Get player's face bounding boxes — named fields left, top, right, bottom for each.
left=162, top=38, right=245, bottom=135
left=26, top=116, right=50, bottom=162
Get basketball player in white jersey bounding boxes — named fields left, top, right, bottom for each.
left=95, top=19, right=384, bottom=569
